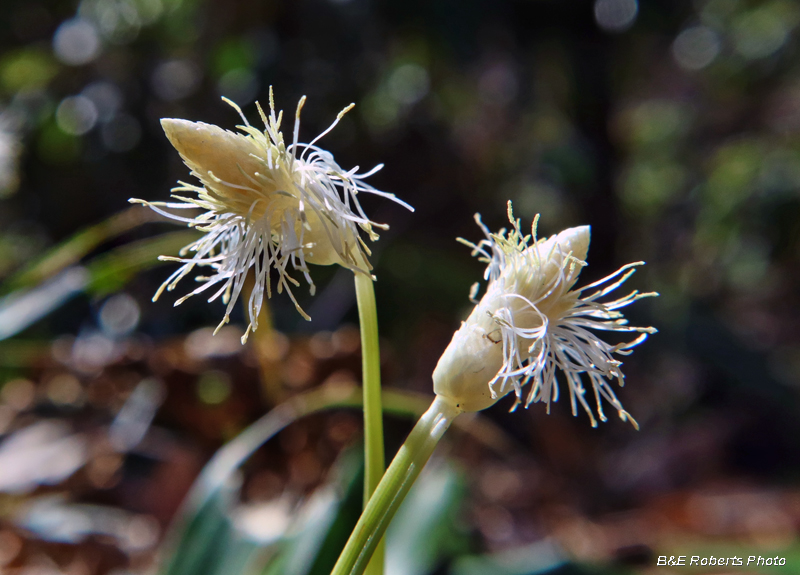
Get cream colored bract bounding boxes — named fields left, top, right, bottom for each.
left=131, top=89, right=411, bottom=341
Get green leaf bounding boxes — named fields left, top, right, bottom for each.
left=2, top=207, right=161, bottom=294
left=384, top=461, right=467, bottom=575
left=160, top=481, right=237, bottom=575
left=0, top=231, right=198, bottom=341
left=84, top=230, right=200, bottom=296
left=159, top=388, right=433, bottom=575
left=289, top=447, right=365, bottom=575
left=450, top=540, right=566, bottom=575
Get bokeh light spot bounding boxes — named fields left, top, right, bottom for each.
left=619, top=100, right=689, bottom=147
left=478, top=61, right=518, bottom=106
left=71, top=331, right=117, bottom=372
left=79, top=0, right=147, bottom=44
left=0, top=379, right=35, bottom=411
left=197, top=371, right=232, bottom=405
left=621, top=161, right=686, bottom=214
left=387, top=64, right=430, bottom=105
left=99, top=293, right=140, bottom=336
left=82, top=81, right=122, bottom=120
left=185, top=326, right=243, bottom=360
left=52, top=18, right=101, bottom=65
left=732, top=6, right=790, bottom=60
left=217, top=68, right=259, bottom=105
left=0, top=49, right=57, bottom=92
left=56, top=95, right=98, bottom=136
left=594, top=0, right=638, bottom=32
left=673, top=26, right=721, bottom=70
left=151, top=59, right=201, bottom=101
left=45, top=373, right=83, bottom=406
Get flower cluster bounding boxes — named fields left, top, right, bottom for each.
left=433, top=203, right=657, bottom=426
left=132, top=89, right=411, bottom=341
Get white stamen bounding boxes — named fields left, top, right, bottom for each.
left=132, top=89, right=412, bottom=335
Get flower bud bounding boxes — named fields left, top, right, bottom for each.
left=433, top=205, right=656, bottom=426
left=432, top=295, right=506, bottom=412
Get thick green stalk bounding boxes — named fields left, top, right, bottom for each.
left=331, top=395, right=463, bottom=575
left=354, top=271, right=385, bottom=575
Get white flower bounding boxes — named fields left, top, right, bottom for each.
left=131, top=89, right=411, bottom=341
left=433, top=202, right=657, bottom=427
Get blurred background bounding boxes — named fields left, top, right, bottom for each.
left=1, top=0, right=800, bottom=573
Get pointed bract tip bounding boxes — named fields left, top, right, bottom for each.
left=556, top=225, right=591, bottom=262
left=160, top=118, right=196, bottom=140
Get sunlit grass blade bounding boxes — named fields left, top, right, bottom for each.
left=384, top=461, right=466, bottom=575
left=450, top=540, right=565, bottom=575
left=0, top=231, right=199, bottom=341
left=84, top=230, right=201, bottom=296
left=1, top=206, right=160, bottom=294
left=0, top=267, right=88, bottom=341
left=263, top=446, right=364, bottom=575
left=160, top=483, right=237, bottom=575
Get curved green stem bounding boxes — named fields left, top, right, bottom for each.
left=354, top=271, right=385, bottom=575
left=331, top=395, right=463, bottom=575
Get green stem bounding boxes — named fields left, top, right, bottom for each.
left=331, top=395, right=463, bottom=575
left=354, top=271, right=385, bottom=575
